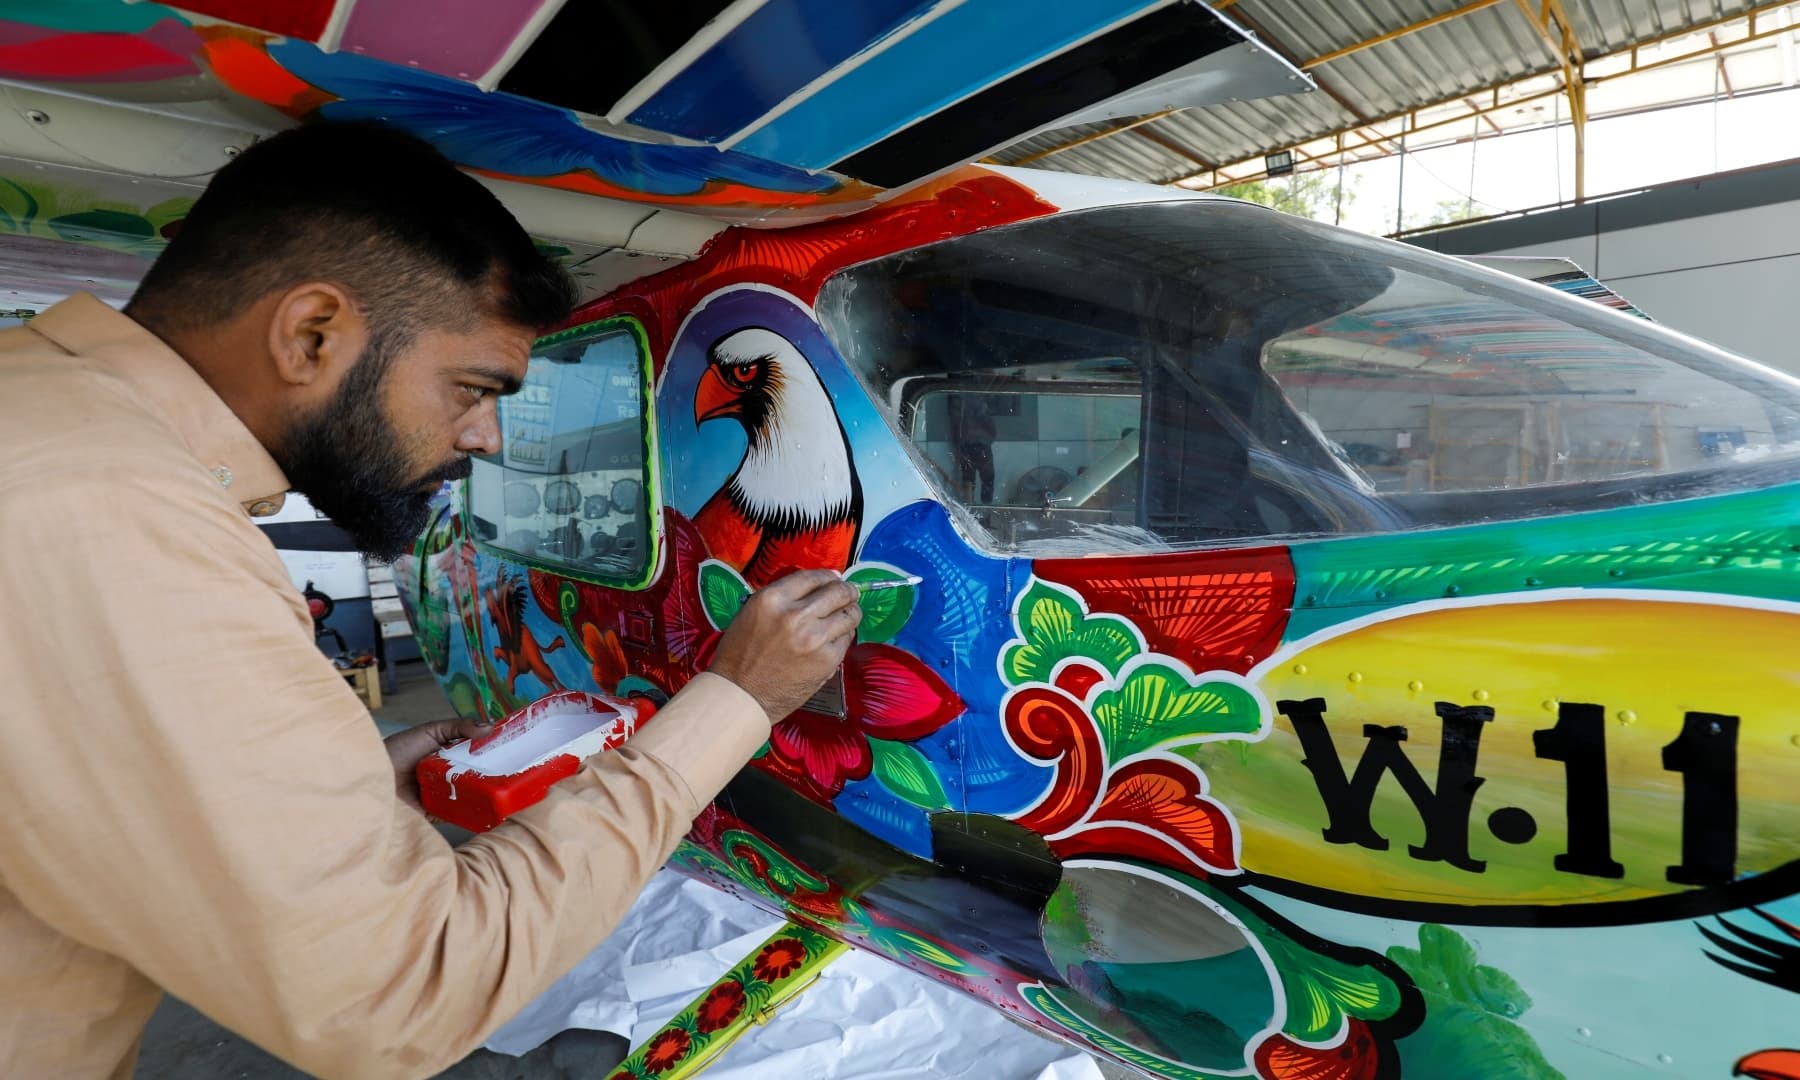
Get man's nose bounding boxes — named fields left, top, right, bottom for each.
left=455, top=403, right=502, bottom=456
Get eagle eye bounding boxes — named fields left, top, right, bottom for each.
left=721, top=360, right=761, bottom=390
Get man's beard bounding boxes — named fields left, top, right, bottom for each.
left=279, top=336, right=471, bottom=561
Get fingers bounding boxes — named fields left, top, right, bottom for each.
left=403, top=718, right=491, bottom=749
left=453, top=718, right=496, bottom=741
left=792, top=578, right=861, bottom=621
left=754, top=568, right=846, bottom=604
left=823, top=606, right=862, bottom=651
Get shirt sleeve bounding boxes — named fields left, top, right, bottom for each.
left=0, top=458, right=770, bottom=1079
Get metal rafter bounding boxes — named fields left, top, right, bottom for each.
left=1301, top=0, right=1506, bottom=69
left=1211, top=3, right=1406, bottom=158
left=1513, top=0, right=1588, bottom=199
left=1177, top=0, right=1800, bottom=193
left=1003, top=0, right=1797, bottom=192
left=1131, top=124, right=1218, bottom=169
left=1006, top=110, right=1178, bottom=166
left=1010, top=0, right=1515, bottom=167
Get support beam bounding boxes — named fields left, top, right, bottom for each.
left=1221, top=6, right=1374, bottom=128
left=1712, top=32, right=1737, bottom=95
left=1301, top=0, right=1505, bottom=69
left=1011, top=0, right=1797, bottom=197
left=1513, top=0, right=1587, bottom=200
left=1465, top=96, right=1506, bottom=135
left=1005, top=110, right=1177, bottom=165
left=1132, top=124, right=1218, bottom=169
left=1177, top=84, right=1563, bottom=187
left=1003, top=0, right=1398, bottom=167
left=1178, top=2, right=1798, bottom=192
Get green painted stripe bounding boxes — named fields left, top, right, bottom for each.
left=1287, top=481, right=1800, bottom=640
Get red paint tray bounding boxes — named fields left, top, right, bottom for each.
left=417, top=690, right=649, bottom=832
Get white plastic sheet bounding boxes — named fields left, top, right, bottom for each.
left=485, top=871, right=1102, bottom=1079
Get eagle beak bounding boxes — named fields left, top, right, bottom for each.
left=695, top=365, right=740, bottom=423
left=1738, top=1050, right=1800, bottom=1080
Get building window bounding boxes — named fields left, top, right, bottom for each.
left=466, top=318, right=656, bottom=584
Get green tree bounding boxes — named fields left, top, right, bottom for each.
left=1215, top=169, right=1358, bottom=224
left=1404, top=197, right=1487, bottom=232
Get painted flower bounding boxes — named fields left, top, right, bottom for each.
left=1254, top=1020, right=1381, bottom=1080
left=760, top=642, right=964, bottom=803
left=752, top=937, right=809, bottom=984
left=694, top=981, right=747, bottom=1034
left=641, top=1028, right=692, bottom=1076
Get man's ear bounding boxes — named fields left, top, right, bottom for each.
left=267, top=283, right=368, bottom=388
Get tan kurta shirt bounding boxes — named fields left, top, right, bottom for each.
left=0, top=294, right=771, bottom=1079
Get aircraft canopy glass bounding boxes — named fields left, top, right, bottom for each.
left=818, top=199, right=1800, bottom=553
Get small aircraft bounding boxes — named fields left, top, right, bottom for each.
left=1, top=3, right=1797, bottom=1078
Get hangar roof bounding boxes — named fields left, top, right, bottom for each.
left=994, top=0, right=1800, bottom=197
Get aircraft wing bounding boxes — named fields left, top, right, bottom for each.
left=1460, top=254, right=1654, bottom=321
left=0, top=0, right=1308, bottom=301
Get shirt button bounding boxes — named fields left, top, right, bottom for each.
left=212, top=466, right=234, bottom=488
left=247, top=500, right=280, bottom=517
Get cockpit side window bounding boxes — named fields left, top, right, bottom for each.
left=465, top=318, right=657, bottom=586
left=817, top=200, right=1800, bottom=555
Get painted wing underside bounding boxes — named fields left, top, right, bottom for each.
left=0, top=0, right=1307, bottom=301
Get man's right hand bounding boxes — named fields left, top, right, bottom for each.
left=707, top=570, right=862, bottom=722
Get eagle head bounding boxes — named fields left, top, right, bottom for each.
left=696, top=327, right=789, bottom=431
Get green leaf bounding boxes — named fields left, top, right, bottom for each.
left=1264, top=938, right=1407, bottom=1042
left=868, top=738, right=949, bottom=809
left=1199, top=880, right=1407, bottom=1044
left=699, top=560, right=749, bottom=630
left=50, top=208, right=154, bottom=242
left=1003, top=580, right=1139, bottom=684
left=1387, top=925, right=1564, bottom=1080
left=0, top=177, right=39, bottom=236
left=721, top=830, right=831, bottom=896
left=845, top=565, right=916, bottom=643
left=444, top=673, right=483, bottom=722
left=1090, top=663, right=1262, bottom=761
left=1021, top=984, right=1228, bottom=1080
left=1468, top=965, right=1532, bottom=1018
left=871, top=926, right=981, bottom=975
left=669, top=841, right=736, bottom=885
left=144, top=196, right=194, bottom=233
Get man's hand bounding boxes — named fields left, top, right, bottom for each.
left=708, top=570, right=862, bottom=722
left=385, top=718, right=493, bottom=812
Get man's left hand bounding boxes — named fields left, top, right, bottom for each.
left=385, top=718, right=493, bottom=812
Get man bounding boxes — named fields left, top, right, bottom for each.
left=0, top=121, right=861, bottom=1078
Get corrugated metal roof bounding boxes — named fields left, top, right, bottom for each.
left=992, top=0, right=1775, bottom=184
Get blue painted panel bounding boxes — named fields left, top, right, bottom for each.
left=732, top=0, right=1158, bottom=170
left=626, top=0, right=939, bottom=143
left=268, top=41, right=837, bottom=196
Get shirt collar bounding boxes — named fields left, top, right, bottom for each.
left=30, top=294, right=290, bottom=517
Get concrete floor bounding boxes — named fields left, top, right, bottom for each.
left=134, top=661, right=1130, bottom=1079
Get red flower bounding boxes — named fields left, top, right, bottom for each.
left=695, top=981, right=748, bottom=1034
left=1005, top=686, right=1239, bottom=876
left=759, top=642, right=963, bottom=802
left=1254, top=1020, right=1381, bottom=1080
left=642, top=1028, right=692, bottom=1075
left=752, top=937, right=809, bottom=983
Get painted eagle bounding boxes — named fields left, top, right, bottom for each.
left=693, top=327, right=862, bottom=587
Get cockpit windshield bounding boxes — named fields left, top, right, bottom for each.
left=817, top=199, right=1800, bottom=553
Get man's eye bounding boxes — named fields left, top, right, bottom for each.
left=466, top=385, right=490, bottom=402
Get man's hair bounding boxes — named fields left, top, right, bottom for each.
left=128, top=120, right=576, bottom=341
